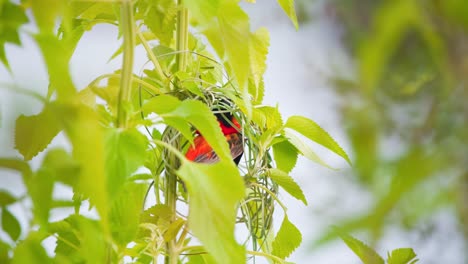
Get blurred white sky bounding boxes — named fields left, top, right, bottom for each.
left=0, top=1, right=466, bottom=263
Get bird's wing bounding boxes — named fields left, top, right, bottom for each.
left=186, top=133, right=243, bottom=164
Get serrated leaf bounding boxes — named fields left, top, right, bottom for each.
left=142, top=0, right=177, bottom=45
left=15, top=105, right=61, bottom=161
left=105, top=128, right=148, bottom=200
left=218, top=2, right=252, bottom=117
left=0, top=191, right=16, bottom=206
left=142, top=94, right=181, bottom=114
left=272, top=215, right=302, bottom=259
left=272, top=139, right=298, bottom=173
left=387, top=248, right=418, bottom=264
left=58, top=104, right=109, bottom=230
left=12, top=233, right=50, bottom=264
left=338, top=231, right=384, bottom=264
left=284, top=129, right=332, bottom=169
left=110, top=182, right=147, bottom=246
left=277, top=0, right=299, bottom=30
left=177, top=161, right=245, bottom=264
left=285, top=115, right=351, bottom=164
left=249, top=27, right=269, bottom=90
left=2, top=207, right=21, bottom=241
left=268, top=168, right=307, bottom=205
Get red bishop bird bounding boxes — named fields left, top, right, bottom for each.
left=185, top=112, right=243, bottom=165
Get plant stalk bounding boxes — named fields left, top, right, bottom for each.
left=117, top=0, right=135, bottom=128
left=165, top=1, right=189, bottom=263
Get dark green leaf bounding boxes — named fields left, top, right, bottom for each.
left=272, top=215, right=302, bottom=259
left=177, top=161, right=245, bottom=264
left=2, top=207, right=21, bottom=241
left=268, top=169, right=307, bottom=205
left=285, top=115, right=351, bottom=164
left=0, top=191, right=16, bottom=206
left=15, top=105, right=61, bottom=161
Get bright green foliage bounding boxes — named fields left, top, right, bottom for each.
left=285, top=115, right=351, bottom=164
left=338, top=232, right=384, bottom=264
left=0, top=0, right=356, bottom=263
left=0, top=191, right=16, bottom=206
left=0, top=1, right=28, bottom=68
left=268, top=168, right=307, bottom=205
left=272, top=215, right=302, bottom=259
left=177, top=161, right=245, bottom=264
left=105, top=128, right=148, bottom=199
left=15, top=105, right=60, bottom=161
left=272, top=139, right=298, bottom=173
left=387, top=248, right=418, bottom=264
left=1, top=207, right=21, bottom=241
left=277, top=0, right=299, bottom=30
left=12, top=232, right=50, bottom=264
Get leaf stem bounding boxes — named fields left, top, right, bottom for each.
left=117, top=0, right=135, bottom=128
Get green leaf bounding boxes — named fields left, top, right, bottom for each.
left=277, top=0, right=299, bottom=30
left=0, top=191, right=16, bottom=206
left=58, top=104, right=109, bottom=230
left=40, top=148, right=80, bottom=187
left=110, top=182, right=147, bottom=246
left=25, top=170, right=54, bottom=227
left=34, top=33, right=76, bottom=99
left=15, top=105, right=61, bottom=161
left=218, top=2, right=252, bottom=116
left=249, top=27, right=269, bottom=99
left=338, top=231, right=384, bottom=264
left=272, top=139, right=298, bottom=173
left=141, top=0, right=177, bottom=45
left=0, top=239, right=10, bottom=264
left=268, top=168, right=307, bottom=205
left=163, top=218, right=186, bottom=242
left=0, top=1, right=29, bottom=69
left=105, top=128, right=147, bottom=200
left=177, top=161, right=245, bottom=264
left=31, top=0, right=64, bottom=33
left=285, top=115, right=351, bottom=165
left=284, top=129, right=332, bottom=169
left=0, top=158, right=32, bottom=178
left=2, top=207, right=21, bottom=241
left=12, top=233, right=50, bottom=264
left=142, top=94, right=181, bottom=115
left=272, top=215, right=302, bottom=259
left=387, top=248, right=418, bottom=264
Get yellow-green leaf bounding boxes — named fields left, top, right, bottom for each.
left=2, top=207, right=21, bottom=241
left=272, top=215, right=302, bottom=258
left=285, top=115, right=351, bottom=164
left=268, top=168, right=307, bottom=205
left=15, top=105, right=61, bottom=161
left=272, top=139, right=298, bottom=173
left=249, top=27, right=269, bottom=95
left=277, top=0, right=298, bottom=30
left=388, top=248, right=418, bottom=264
left=177, top=161, right=245, bottom=264
left=338, top=231, right=384, bottom=264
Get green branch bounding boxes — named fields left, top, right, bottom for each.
left=117, top=0, right=135, bottom=128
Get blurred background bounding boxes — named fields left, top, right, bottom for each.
left=1, top=0, right=467, bottom=263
